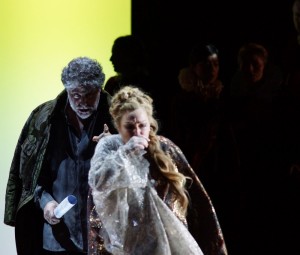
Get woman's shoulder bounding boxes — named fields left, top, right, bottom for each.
left=157, top=135, right=184, bottom=155
left=157, top=135, right=175, bottom=147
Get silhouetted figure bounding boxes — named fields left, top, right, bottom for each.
left=170, top=43, right=240, bottom=255
left=276, top=1, right=300, bottom=253
left=104, top=35, right=152, bottom=95
left=178, top=44, right=224, bottom=101
left=177, top=43, right=231, bottom=173
left=281, top=0, right=300, bottom=96
left=279, top=0, right=300, bottom=167
left=103, top=35, right=169, bottom=133
left=170, top=43, right=225, bottom=154
left=229, top=42, right=284, bottom=254
left=230, top=42, right=283, bottom=131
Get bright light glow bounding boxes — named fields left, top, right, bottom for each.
left=0, top=1, right=130, bottom=254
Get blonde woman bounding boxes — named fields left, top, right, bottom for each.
left=87, top=86, right=227, bottom=255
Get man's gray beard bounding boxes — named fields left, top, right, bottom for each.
left=68, top=93, right=100, bottom=120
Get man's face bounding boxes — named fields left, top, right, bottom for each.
left=67, top=85, right=101, bottom=119
left=293, top=1, right=300, bottom=34
left=240, top=55, right=265, bottom=83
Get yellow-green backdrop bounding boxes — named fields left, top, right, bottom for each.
left=0, top=1, right=131, bottom=254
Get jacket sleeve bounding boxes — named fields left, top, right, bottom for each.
left=4, top=111, right=34, bottom=226
left=4, top=102, right=52, bottom=226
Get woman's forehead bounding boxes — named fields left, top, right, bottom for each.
left=123, top=108, right=148, bottom=121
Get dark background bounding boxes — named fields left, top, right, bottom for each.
left=131, top=1, right=298, bottom=254
left=132, top=0, right=294, bottom=90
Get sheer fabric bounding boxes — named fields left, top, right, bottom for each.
left=88, top=135, right=203, bottom=255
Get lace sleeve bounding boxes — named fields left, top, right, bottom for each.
left=88, top=135, right=203, bottom=255
left=88, top=135, right=150, bottom=192
left=88, top=135, right=150, bottom=254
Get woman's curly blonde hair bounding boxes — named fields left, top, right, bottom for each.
left=109, top=86, right=189, bottom=214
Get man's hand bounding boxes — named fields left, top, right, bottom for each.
left=44, top=201, right=60, bottom=225
left=92, top=124, right=111, bottom=142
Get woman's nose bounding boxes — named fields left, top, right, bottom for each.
left=133, top=127, right=141, bottom=136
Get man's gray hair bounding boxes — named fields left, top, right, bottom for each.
left=61, top=57, right=105, bottom=89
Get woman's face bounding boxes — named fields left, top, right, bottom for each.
left=118, top=108, right=150, bottom=143
left=193, top=54, right=219, bottom=84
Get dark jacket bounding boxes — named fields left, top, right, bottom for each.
left=4, top=90, right=112, bottom=255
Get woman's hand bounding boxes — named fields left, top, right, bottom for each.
left=124, top=135, right=150, bottom=152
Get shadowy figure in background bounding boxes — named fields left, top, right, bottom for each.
left=230, top=42, right=283, bottom=108
left=276, top=1, right=300, bottom=253
left=281, top=0, right=300, bottom=98
left=177, top=43, right=224, bottom=101
left=229, top=42, right=284, bottom=254
left=4, top=57, right=114, bottom=255
left=279, top=0, right=300, bottom=168
left=230, top=42, right=283, bottom=145
left=104, top=35, right=152, bottom=96
left=170, top=43, right=224, bottom=155
left=170, top=43, right=240, bottom=254
left=103, top=35, right=169, bottom=133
